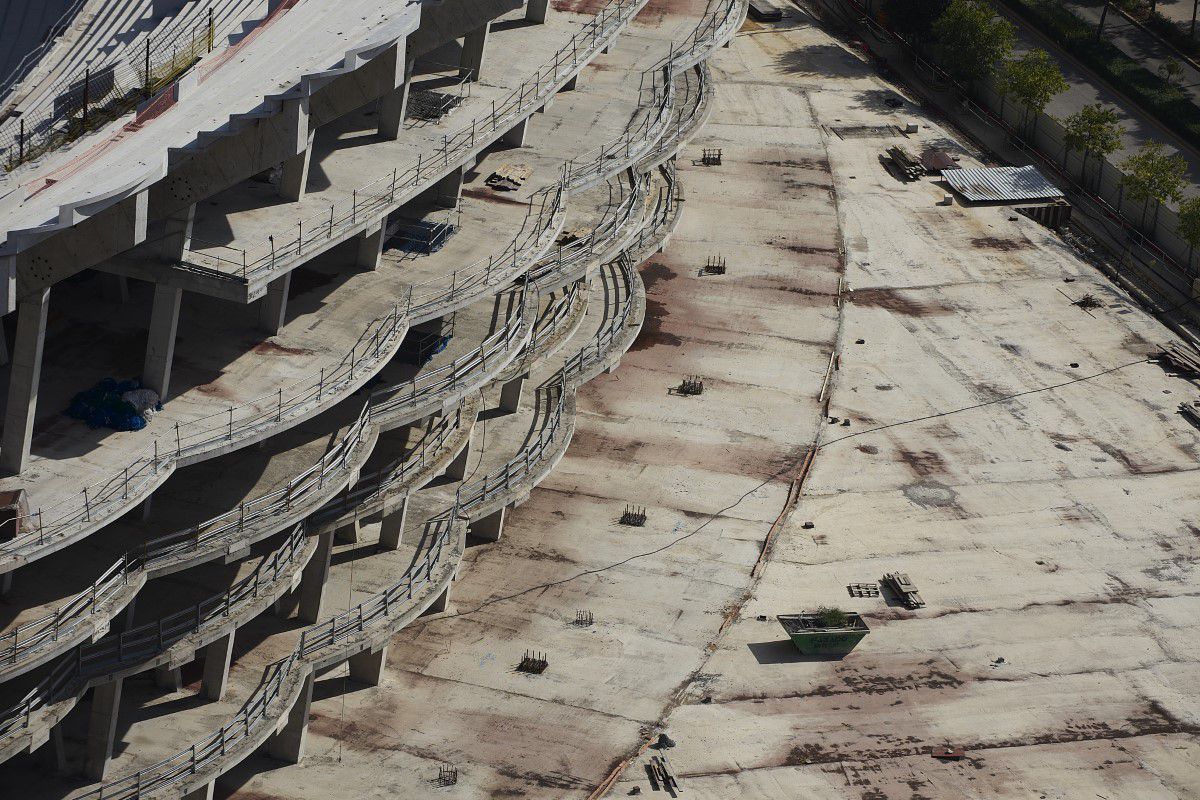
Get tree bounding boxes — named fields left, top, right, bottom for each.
left=883, top=0, right=950, bottom=44
left=1000, top=49, right=1067, bottom=136
left=1158, top=57, right=1184, bottom=87
left=1122, top=141, right=1188, bottom=232
left=933, top=0, right=1015, bottom=86
left=1176, top=195, right=1200, bottom=266
left=1063, top=103, right=1125, bottom=189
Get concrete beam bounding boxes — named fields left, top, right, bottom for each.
left=499, top=372, right=527, bottom=413
left=471, top=505, right=506, bottom=542
left=142, top=284, right=182, bottom=400
left=356, top=223, right=386, bottom=271
left=348, top=645, right=388, bottom=686
left=201, top=630, right=236, bottom=701
left=378, top=493, right=409, bottom=550
left=278, top=130, right=316, bottom=202
left=379, top=57, right=415, bottom=140
left=268, top=671, right=314, bottom=764
left=1, top=287, right=49, bottom=474
left=84, top=678, right=123, bottom=779
left=460, top=22, right=491, bottom=81
left=502, top=117, right=530, bottom=148
left=297, top=530, right=335, bottom=624
left=527, top=0, right=550, bottom=23
left=258, top=272, right=291, bottom=334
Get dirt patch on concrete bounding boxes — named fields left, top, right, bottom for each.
left=851, top=288, right=953, bottom=317
left=252, top=341, right=313, bottom=356
left=752, top=157, right=831, bottom=172
left=969, top=236, right=1030, bottom=252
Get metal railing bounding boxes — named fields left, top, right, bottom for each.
left=179, top=0, right=646, bottom=284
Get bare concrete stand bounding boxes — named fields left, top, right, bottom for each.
left=443, top=431, right=473, bottom=481
left=460, top=22, right=491, bottom=81
left=379, top=493, right=409, bottom=550
left=348, top=645, right=389, bottom=686
left=202, top=630, right=236, bottom=701
left=499, top=372, right=527, bottom=412
left=267, top=672, right=314, bottom=763
left=1, top=287, right=50, bottom=473
left=471, top=505, right=506, bottom=542
left=142, top=284, right=182, bottom=399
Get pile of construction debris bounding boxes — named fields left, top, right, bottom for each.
left=486, top=163, right=532, bottom=191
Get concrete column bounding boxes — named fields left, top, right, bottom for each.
left=103, top=275, right=130, bottom=304
left=84, top=678, right=123, bottom=779
left=460, top=22, right=491, bottom=81
left=0, top=317, right=8, bottom=367
left=502, top=118, right=530, bottom=148
left=334, top=515, right=362, bottom=544
left=158, top=203, right=195, bottom=262
left=356, top=223, right=386, bottom=271
left=268, top=671, right=314, bottom=763
left=443, top=430, right=472, bottom=481
left=378, top=493, right=409, bottom=550
left=499, top=372, right=527, bottom=413
left=527, top=0, right=550, bottom=23
left=561, top=74, right=578, bottom=92
left=435, top=167, right=465, bottom=209
left=258, top=272, right=291, bottom=334
left=471, top=505, right=505, bottom=542
left=378, top=59, right=414, bottom=140
left=0, top=571, right=11, bottom=597
left=142, top=284, right=182, bottom=400
left=182, top=782, right=215, bottom=800
left=421, top=584, right=450, bottom=616
left=297, top=530, right=335, bottom=624
left=153, top=665, right=182, bottom=691
left=201, top=630, right=236, bottom=701
left=1, top=287, right=49, bottom=474
left=38, top=723, right=67, bottom=773
left=347, top=645, right=388, bottom=686
left=278, top=131, right=315, bottom=202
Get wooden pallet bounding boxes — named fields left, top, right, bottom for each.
left=1156, top=342, right=1200, bottom=378
left=847, top=582, right=880, bottom=598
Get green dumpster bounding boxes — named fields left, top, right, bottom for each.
left=777, top=611, right=870, bottom=656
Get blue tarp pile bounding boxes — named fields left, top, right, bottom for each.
left=67, top=378, right=160, bottom=431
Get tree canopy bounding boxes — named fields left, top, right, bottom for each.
left=1001, top=49, right=1068, bottom=118
left=1176, top=196, right=1200, bottom=250
left=933, top=0, right=1015, bottom=84
left=1063, top=104, right=1125, bottom=159
left=1121, top=141, right=1187, bottom=206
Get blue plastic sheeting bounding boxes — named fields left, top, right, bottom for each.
left=66, top=378, right=158, bottom=431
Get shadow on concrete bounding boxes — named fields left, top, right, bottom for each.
left=747, top=640, right=847, bottom=664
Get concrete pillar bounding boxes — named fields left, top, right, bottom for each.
left=443, top=431, right=472, bottom=481
left=527, top=0, right=550, bottom=23
left=297, top=530, right=335, bottom=624
left=356, top=223, right=386, bottom=271
left=158, top=203, right=195, bottom=263
left=38, top=723, right=67, bottom=773
left=1, top=287, right=49, bottom=474
left=201, top=630, right=235, bottom=701
left=267, top=671, right=313, bottom=763
left=421, top=584, right=450, bottom=616
left=278, top=131, right=315, bottom=202
left=471, top=505, right=505, bottom=542
left=84, top=678, right=123, bottom=779
left=435, top=167, right=465, bottom=209
left=460, top=22, right=491, bottom=81
left=499, top=372, right=527, bottom=413
left=347, top=645, right=388, bottom=686
left=103, top=275, right=130, bottom=304
left=0, top=571, right=11, bottom=597
left=142, top=284, right=182, bottom=400
left=258, top=272, right=291, bottom=334
left=334, top=515, right=362, bottom=544
left=182, top=782, right=215, bottom=800
left=561, top=74, right=578, bottom=92
left=378, top=493, right=409, bottom=550
left=0, top=317, right=8, bottom=367
left=502, top=118, right=529, bottom=148
left=378, top=59, right=414, bottom=140
left=153, top=665, right=182, bottom=691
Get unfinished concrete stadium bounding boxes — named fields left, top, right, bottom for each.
left=0, top=0, right=1196, bottom=797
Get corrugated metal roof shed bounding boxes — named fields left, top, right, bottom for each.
left=941, top=165, right=1062, bottom=203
